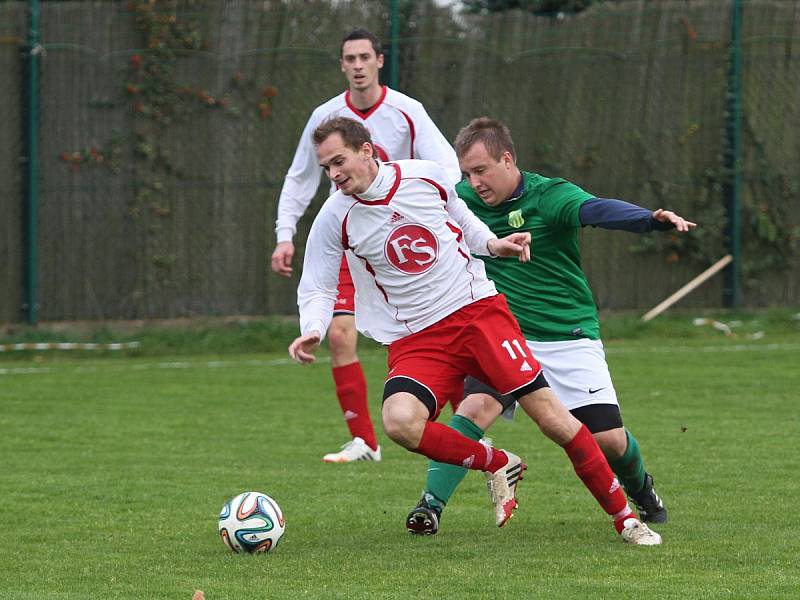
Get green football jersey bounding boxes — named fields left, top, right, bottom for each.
left=457, top=171, right=599, bottom=341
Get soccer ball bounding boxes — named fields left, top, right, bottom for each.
left=218, top=491, right=285, bottom=554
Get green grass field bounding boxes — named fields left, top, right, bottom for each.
left=1, top=312, right=799, bottom=598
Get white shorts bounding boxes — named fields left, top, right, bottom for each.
left=527, top=338, right=618, bottom=411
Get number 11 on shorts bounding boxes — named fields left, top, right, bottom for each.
left=501, top=338, right=527, bottom=360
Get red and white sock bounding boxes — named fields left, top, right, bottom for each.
left=611, top=507, right=636, bottom=534
left=415, top=421, right=508, bottom=472
left=563, top=424, right=634, bottom=532
left=332, top=362, right=378, bottom=451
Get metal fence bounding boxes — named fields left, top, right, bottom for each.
left=1, top=0, right=798, bottom=323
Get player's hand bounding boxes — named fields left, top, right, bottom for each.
left=288, top=331, right=321, bottom=364
left=652, top=209, right=697, bottom=232
left=271, top=241, right=295, bottom=277
left=488, top=232, right=531, bottom=262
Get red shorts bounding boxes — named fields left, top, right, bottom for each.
left=333, top=255, right=355, bottom=315
left=385, top=294, right=542, bottom=420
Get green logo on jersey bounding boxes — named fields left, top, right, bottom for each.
left=508, top=209, right=524, bottom=228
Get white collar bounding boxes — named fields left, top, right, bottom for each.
left=357, top=161, right=396, bottom=202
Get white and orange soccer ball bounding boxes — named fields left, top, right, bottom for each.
left=218, top=491, right=285, bottom=554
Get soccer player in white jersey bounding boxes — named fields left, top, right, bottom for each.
left=288, top=117, right=661, bottom=543
left=272, top=28, right=460, bottom=464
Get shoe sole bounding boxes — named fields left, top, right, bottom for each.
left=496, top=462, right=527, bottom=528
left=497, top=499, right=517, bottom=528
left=406, top=510, right=438, bottom=535
left=623, top=533, right=662, bottom=546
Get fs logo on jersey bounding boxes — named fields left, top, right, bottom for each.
left=385, top=224, right=439, bottom=275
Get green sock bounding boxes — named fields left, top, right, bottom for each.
left=608, top=429, right=647, bottom=496
left=424, top=414, right=484, bottom=511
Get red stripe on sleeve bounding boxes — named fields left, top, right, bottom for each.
left=445, top=220, right=464, bottom=243
left=341, top=214, right=350, bottom=250
left=398, top=109, right=416, bottom=158
left=418, top=177, right=448, bottom=202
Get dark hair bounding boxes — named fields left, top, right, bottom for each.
left=454, top=117, right=517, bottom=162
left=313, top=117, right=375, bottom=155
left=340, top=28, right=383, bottom=57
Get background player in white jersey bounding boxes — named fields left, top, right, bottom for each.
left=288, top=117, right=661, bottom=544
left=271, top=28, right=460, bottom=464
left=406, top=117, right=695, bottom=537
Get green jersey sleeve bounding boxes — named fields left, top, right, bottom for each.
left=536, top=179, right=595, bottom=228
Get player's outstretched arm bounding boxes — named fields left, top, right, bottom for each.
left=487, top=232, right=531, bottom=262
left=288, top=331, right=321, bottom=364
left=652, top=209, right=696, bottom=232
left=578, top=198, right=698, bottom=234
left=271, top=241, right=295, bottom=277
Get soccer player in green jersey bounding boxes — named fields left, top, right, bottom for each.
left=406, top=117, right=696, bottom=538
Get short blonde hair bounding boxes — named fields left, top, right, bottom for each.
left=454, top=117, right=516, bottom=162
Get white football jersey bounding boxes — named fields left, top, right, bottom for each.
left=275, top=87, right=461, bottom=243
left=298, top=160, right=498, bottom=344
